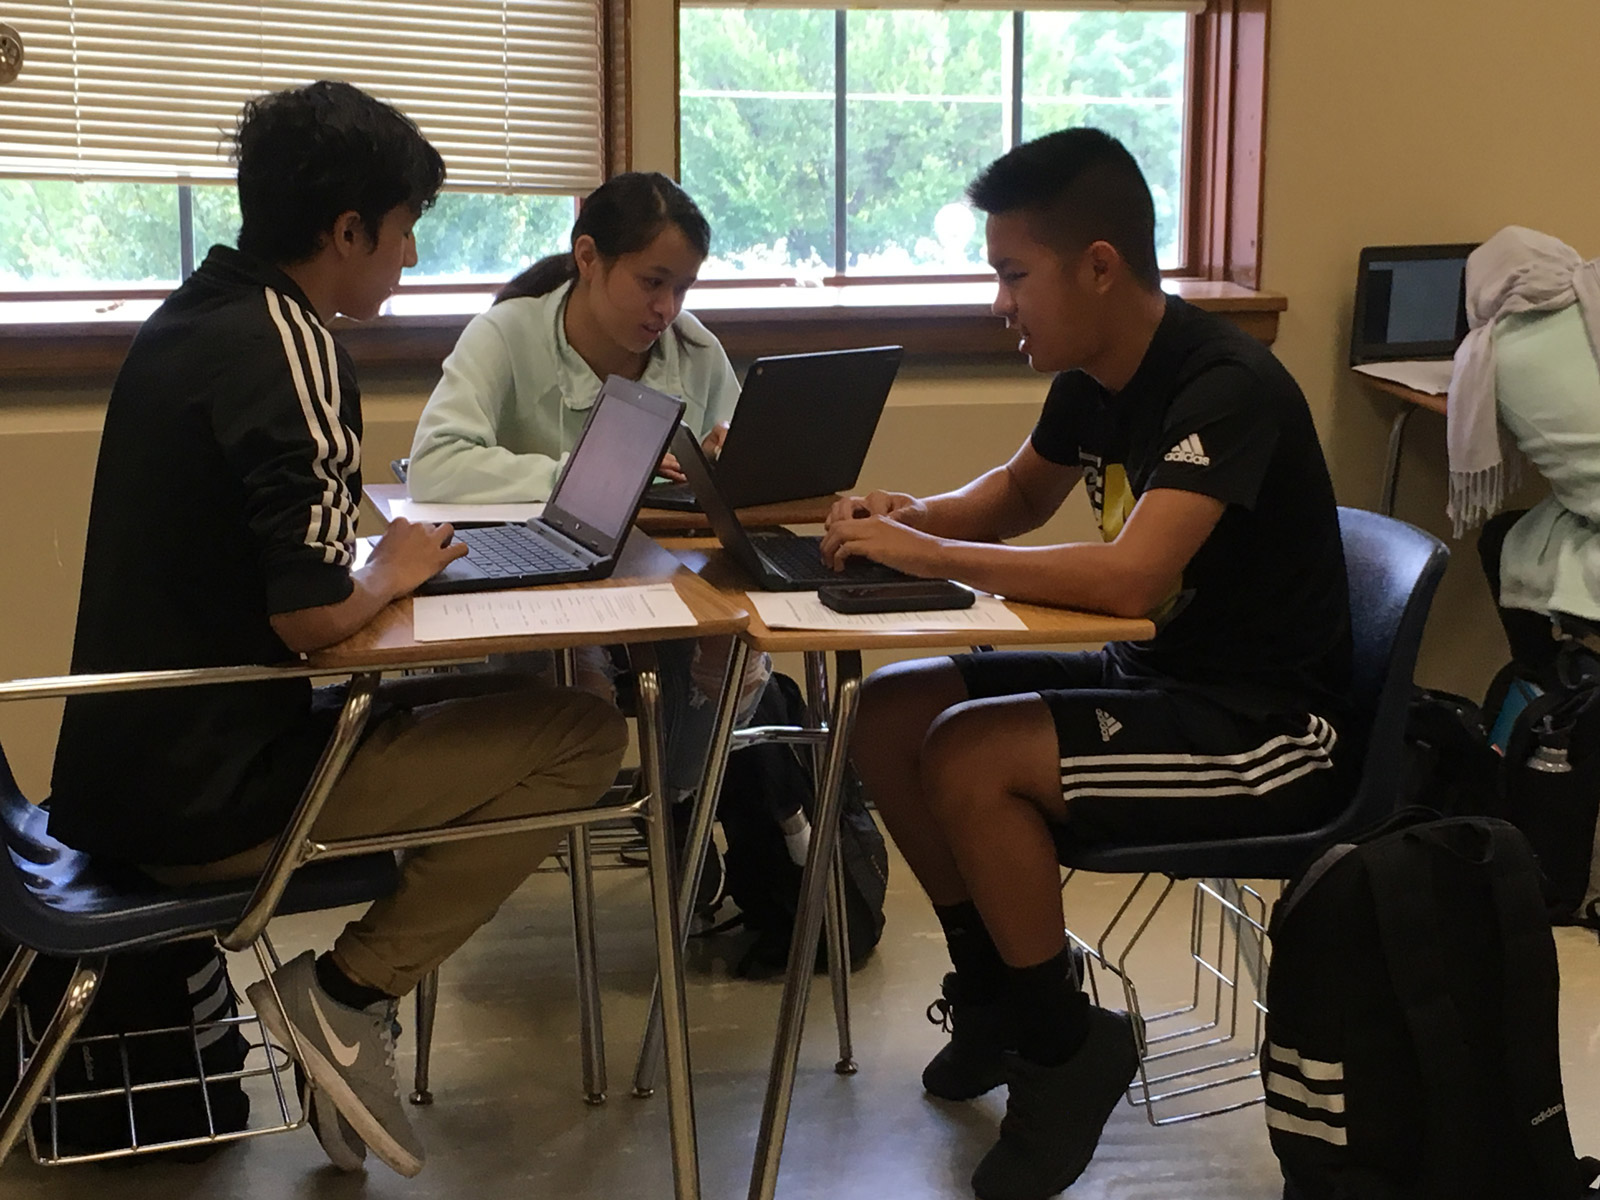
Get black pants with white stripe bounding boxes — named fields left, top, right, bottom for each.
left=950, top=650, right=1343, bottom=855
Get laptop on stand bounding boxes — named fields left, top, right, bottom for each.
left=645, top=345, right=903, bottom=512
left=416, top=377, right=684, bottom=595
left=671, top=422, right=938, bottom=592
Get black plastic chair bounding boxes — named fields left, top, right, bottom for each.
left=0, top=671, right=399, bottom=1166
left=1057, top=506, right=1449, bottom=1123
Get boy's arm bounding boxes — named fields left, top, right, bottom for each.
left=821, top=363, right=1277, bottom=618
left=214, top=319, right=466, bottom=656
left=820, top=488, right=1223, bottom=619
left=269, top=518, right=466, bottom=653
left=827, top=440, right=1083, bottom=544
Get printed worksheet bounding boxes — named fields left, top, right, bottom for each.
left=412, top=583, right=696, bottom=641
left=747, top=591, right=1028, bottom=632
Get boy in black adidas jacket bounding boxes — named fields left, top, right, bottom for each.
left=819, top=129, right=1351, bottom=1200
left=48, top=82, right=627, bottom=1178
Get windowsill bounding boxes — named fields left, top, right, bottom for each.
left=0, top=279, right=1285, bottom=384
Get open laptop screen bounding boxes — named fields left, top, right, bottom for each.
left=542, top=378, right=684, bottom=555
left=1350, top=243, right=1475, bottom=363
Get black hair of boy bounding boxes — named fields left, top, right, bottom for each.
left=967, top=127, right=1161, bottom=290
left=234, top=80, right=446, bottom=266
left=496, top=171, right=712, bottom=303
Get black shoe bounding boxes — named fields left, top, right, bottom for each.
left=922, top=972, right=1011, bottom=1100
left=969, top=1007, right=1141, bottom=1200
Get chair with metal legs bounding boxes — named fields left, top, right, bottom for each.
left=1, top=652, right=704, bottom=1199
left=628, top=640, right=863, bottom=1098
left=408, top=808, right=621, bottom=1109
left=408, top=647, right=641, bottom=1110
left=1056, top=507, right=1449, bottom=1125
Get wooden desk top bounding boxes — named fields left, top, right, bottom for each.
left=664, top=543, right=1154, bottom=654
left=1352, top=371, right=1448, bottom=416
left=361, top=481, right=837, bottom=534
left=311, top=531, right=748, bottom=671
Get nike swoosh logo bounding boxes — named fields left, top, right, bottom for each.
left=308, top=989, right=363, bottom=1069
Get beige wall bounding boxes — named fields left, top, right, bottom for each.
left=1261, top=0, right=1600, bottom=697
left=5, top=0, right=1598, bottom=794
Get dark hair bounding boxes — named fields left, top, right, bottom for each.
left=967, top=128, right=1161, bottom=290
left=233, top=81, right=446, bottom=266
left=495, top=172, right=711, bottom=304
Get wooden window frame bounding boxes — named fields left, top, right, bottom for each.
left=0, top=0, right=1276, bottom=378
left=678, top=0, right=1269, bottom=291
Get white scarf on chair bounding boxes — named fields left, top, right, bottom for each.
left=1447, top=226, right=1600, bottom=536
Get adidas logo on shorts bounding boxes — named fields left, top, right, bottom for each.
left=1163, top=434, right=1210, bottom=466
left=1095, top=708, right=1123, bottom=743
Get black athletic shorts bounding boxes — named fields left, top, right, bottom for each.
left=950, top=649, right=1344, bottom=854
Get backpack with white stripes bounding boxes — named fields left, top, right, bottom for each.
left=0, top=938, right=250, bottom=1157
left=1263, top=814, right=1599, bottom=1200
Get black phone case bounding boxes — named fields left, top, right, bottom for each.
left=817, top=581, right=974, bottom=614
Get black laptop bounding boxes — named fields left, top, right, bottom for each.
left=671, top=423, right=924, bottom=591
left=416, top=377, right=684, bottom=595
left=645, top=345, right=903, bottom=512
left=1350, top=243, right=1475, bottom=366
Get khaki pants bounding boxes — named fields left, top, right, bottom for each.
left=152, top=685, right=628, bottom=996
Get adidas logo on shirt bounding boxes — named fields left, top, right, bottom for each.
left=1095, top=709, right=1123, bottom=742
left=1164, top=434, right=1211, bottom=466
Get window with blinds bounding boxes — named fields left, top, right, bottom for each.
left=0, top=1, right=605, bottom=194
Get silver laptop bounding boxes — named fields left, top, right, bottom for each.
left=416, top=377, right=684, bottom=595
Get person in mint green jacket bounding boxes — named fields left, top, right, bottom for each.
left=408, top=172, right=739, bottom=502
left=409, top=173, right=767, bottom=819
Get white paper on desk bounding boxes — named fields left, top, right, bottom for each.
left=389, top=498, right=545, bottom=525
left=748, top=591, right=1028, bottom=632
left=353, top=536, right=378, bottom=570
left=412, top=583, right=696, bottom=642
left=1353, top=360, right=1454, bottom=395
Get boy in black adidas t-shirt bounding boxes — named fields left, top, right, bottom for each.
left=819, top=129, right=1350, bottom=1200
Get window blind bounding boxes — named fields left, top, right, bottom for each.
left=0, top=1, right=604, bottom=193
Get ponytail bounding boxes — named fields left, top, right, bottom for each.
left=495, top=252, right=577, bottom=304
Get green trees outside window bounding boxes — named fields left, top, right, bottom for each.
left=0, top=182, right=574, bottom=289
left=680, top=7, right=1188, bottom=279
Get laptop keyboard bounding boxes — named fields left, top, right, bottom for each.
left=756, top=534, right=912, bottom=585
left=454, top=524, right=584, bottom=578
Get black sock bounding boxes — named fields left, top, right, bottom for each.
left=933, top=901, right=1007, bottom=1003
left=314, top=953, right=393, bottom=1011
left=1008, top=946, right=1090, bottom=1066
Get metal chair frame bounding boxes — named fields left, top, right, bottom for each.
left=1054, top=508, right=1451, bottom=1129
left=1065, top=872, right=1271, bottom=1126
left=0, top=649, right=705, bottom=1199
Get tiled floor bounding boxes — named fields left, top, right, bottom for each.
left=5, top=840, right=1599, bottom=1200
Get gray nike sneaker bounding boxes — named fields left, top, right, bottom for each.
left=247, top=952, right=424, bottom=1177
left=295, top=1061, right=367, bottom=1172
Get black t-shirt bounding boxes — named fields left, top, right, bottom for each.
left=48, top=246, right=363, bottom=866
left=1030, top=295, right=1351, bottom=718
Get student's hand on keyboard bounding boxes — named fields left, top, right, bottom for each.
left=826, top=489, right=926, bottom=530
left=818, top=512, right=943, bottom=576
left=656, top=450, right=687, bottom=483
left=366, top=517, right=469, bottom=598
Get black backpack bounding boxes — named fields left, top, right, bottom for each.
left=712, top=673, right=889, bottom=979
left=1264, top=814, right=1599, bottom=1200
left=1405, top=649, right=1600, bottom=927
left=1, top=938, right=250, bottom=1159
